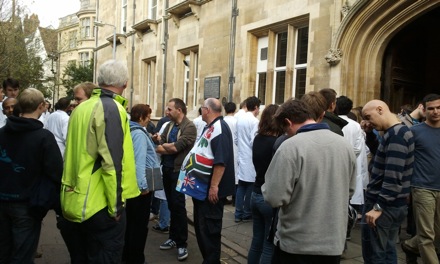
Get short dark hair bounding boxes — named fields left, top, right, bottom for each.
left=245, top=96, right=261, bottom=111
left=2, top=78, right=19, bottom=89
left=130, top=104, right=152, bottom=122
left=169, top=98, right=187, bottom=115
left=319, top=88, right=337, bottom=110
left=422, top=93, right=440, bottom=108
left=239, top=99, right=247, bottom=109
left=399, top=104, right=414, bottom=116
left=55, top=97, right=71, bottom=111
left=224, top=102, right=236, bottom=114
left=336, top=96, right=353, bottom=115
left=258, top=104, right=283, bottom=136
left=274, top=99, right=313, bottom=129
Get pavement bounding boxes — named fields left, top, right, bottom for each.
left=35, top=199, right=413, bottom=263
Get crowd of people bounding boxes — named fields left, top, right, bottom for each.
left=0, top=59, right=439, bottom=264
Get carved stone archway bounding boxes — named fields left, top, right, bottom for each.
left=330, top=0, right=440, bottom=107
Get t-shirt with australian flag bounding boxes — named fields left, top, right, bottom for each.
left=176, top=116, right=235, bottom=200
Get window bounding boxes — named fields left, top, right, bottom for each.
left=81, top=18, right=91, bottom=39
left=122, top=0, right=127, bottom=32
left=255, top=37, right=268, bottom=105
left=69, top=30, right=77, bottom=49
left=145, top=60, right=156, bottom=105
left=91, top=17, right=95, bottom=37
left=253, top=25, right=309, bottom=104
left=181, top=50, right=199, bottom=107
left=293, top=27, right=308, bottom=99
left=79, top=52, right=90, bottom=66
left=35, top=38, right=41, bottom=50
left=274, top=32, right=287, bottom=104
left=184, top=55, right=190, bottom=104
left=148, top=0, right=157, bottom=20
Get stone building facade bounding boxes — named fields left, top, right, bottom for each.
left=58, top=0, right=440, bottom=116
left=56, top=0, right=96, bottom=99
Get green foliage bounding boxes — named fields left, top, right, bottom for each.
left=0, top=14, right=45, bottom=94
left=61, top=59, right=94, bottom=98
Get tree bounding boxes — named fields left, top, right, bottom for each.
left=61, top=59, right=93, bottom=98
left=0, top=0, right=45, bottom=95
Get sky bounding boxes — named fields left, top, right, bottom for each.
left=21, top=0, right=80, bottom=28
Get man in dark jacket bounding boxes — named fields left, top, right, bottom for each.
left=319, top=88, right=348, bottom=136
left=153, top=98, right=197, bottom=261
left=0, top=88, right=63, bottom=263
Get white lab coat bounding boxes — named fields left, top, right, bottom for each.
left=340, top=115, right=369, bottom=205
left=224, top=115, right=238, bottom=184
left=235, top=111, right=259, bottom=182
left=45, top=110, right=70, bottom=159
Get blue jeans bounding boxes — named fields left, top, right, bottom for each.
left=361, top=201, right=407, bottom=264
left=235, top=180, right=253, bottom=220
left=158, top=199, right=170, bottom=229
left=248, top=192, right=273, bottom=264
left=0, top=202, right=42, bottom=264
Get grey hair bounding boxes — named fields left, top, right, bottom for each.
left=205, top=98, right=222, bottom=113
left=97, top=60, right=129, bottom=88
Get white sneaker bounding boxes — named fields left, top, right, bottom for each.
left=160, top=239, right=176, bottom=250
left=177, top=247, right=188, bottom=261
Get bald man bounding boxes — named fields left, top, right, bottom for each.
left=177, top=98, right=235, bottom=264
left=0, top=97, right=17, bottom=128
left=361, top=100, right=414, bottom=264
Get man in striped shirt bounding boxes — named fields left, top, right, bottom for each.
left=361, top=100, right=414, bottom=264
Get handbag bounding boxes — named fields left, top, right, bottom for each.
left=145, top=167, right=163, bottom=191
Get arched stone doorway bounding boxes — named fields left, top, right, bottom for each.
left=382, top=7, right=440, bottom=112
left=331, top=0, right=440, bottom=111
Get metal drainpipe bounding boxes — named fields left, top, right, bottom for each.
left=93, top=0, right=100, bottom=83
left=161, top=0, right=169, bottom=117
left=227, top=0, right=238, bottom=102
left=130, top=0, right=136, bottom=109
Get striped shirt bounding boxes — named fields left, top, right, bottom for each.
left=365, top=124, right=414, bottom=208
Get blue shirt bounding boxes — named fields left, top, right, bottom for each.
left=410, top=122, right=440, bottom=190
left=162, top=124, right=179, bottom=168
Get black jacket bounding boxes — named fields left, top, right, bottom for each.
left=321, top=111, right=348, bottom=136
left=0, top=116, right=63, bottom=219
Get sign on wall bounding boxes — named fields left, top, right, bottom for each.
left=204, top=76, right=221, bottom=99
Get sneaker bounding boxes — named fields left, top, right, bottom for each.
left=234, top=218, right=242, bottom=223
left=177, top=247, right=188, bottom=261
left=152, top=224, right=169, bottom=234
left=160, top=239, right=176, bottom=250
left=149, top=213, right=158, bottom=221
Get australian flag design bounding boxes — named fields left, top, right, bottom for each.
left=176, top=123, right=221, bottom=200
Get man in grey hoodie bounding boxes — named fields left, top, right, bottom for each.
left=262, top=98, right=356, bottom=263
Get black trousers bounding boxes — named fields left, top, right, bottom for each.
left=58, top=207, right=126, bottom=264
left=193, top=198, right=225, bottom=264
left=162, top=166, right=188, bottom=248
left=122, top=193, right=152, bottom=264
left=272, top=244, right=341, bottom=264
